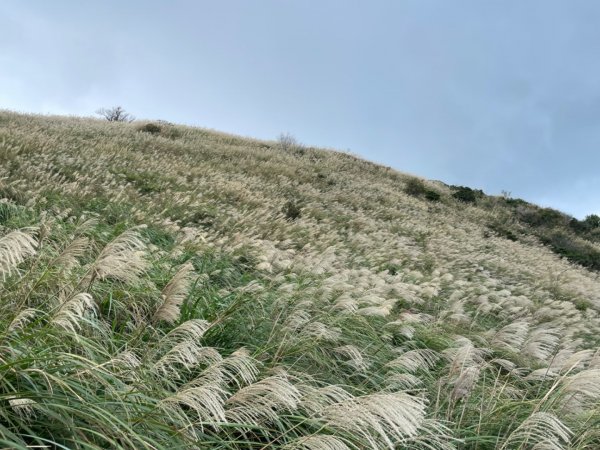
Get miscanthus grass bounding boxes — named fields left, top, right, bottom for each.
left=0, top=110, right=599, bottom=448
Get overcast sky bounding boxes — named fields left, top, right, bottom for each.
left=2, top=1, right=599, bottom=218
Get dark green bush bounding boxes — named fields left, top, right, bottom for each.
left=137, top=122, right=162, bottom=134
left=404, top=178, right=441, bottom=202
left=424, top=190, right=441, bottom=202
left=283, top=200, right=302, bottom=221
left=504, top=197, right=529, bottom=207
left=404, top=178, right=427, bottom=197
left=584, top=214, right=600, bottom=229
left=574, top=298, right=591, bottom=311
left=487, top=221, right=519, bottom=241
left=517, top=206, right=567, bottom=228
left=451, top=186, right=481, bottom=203
left=540, top=231, right=600, bottom=271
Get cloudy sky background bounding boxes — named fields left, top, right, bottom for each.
left=2, top=1, right=600, bottom=218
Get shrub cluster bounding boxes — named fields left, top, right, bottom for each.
left=404, top=178, right=441, bottom=202
left=282, top=199, right=302, bottom=221
left=540, top=231, right=600, bottom=271
left=450, top=186, right=482, bottom=203
left=516, top=206, right=568, bottom=229
left=136, top=122, right=182, bottom=140
left=137, top=122, right=162, bottom=134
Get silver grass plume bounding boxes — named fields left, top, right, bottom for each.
left=52, top=293, right=97, bottom=333
left=450, top=366, right=481, bottom=402
left=164, top=319, right=210, bottom=344
left=225, top=373, right=301, bottom=425
left=334, top=345, right=370, bottom=372
left=523, top=326, right=562, bottom=362
left=154, top=341, right=222, bottom=377
left=0, top=229, right=37, bottom=281
left=321, top=392, right=428, bottom=449
left=554, top=349, right=594, bottom=373
left=7, top=396, right=38, bottom=418
left=7, top=308, right=39, bottom=333
left=88, top=227, right=147, bottom=285
left=490, top=358, right=526, bottom=376
left=300, top=321, right=342, bottom=342
left=298, top=385, right=353, bottom=415
left=500, top=412, right=571, bottom=450
left=74, top=216, right=99, bottom=234
left=560, top=369, right=600, bottom=408
left=196, top=348, right=260, bottom=388
left=525, top=368, right=558, bottom=382
left=384, top=373, right=423, bottom=391
left=444, top=339, right=489, bottom=376
left=386, top=348, right=439, bottom=373
left=154, top=262, right=195, bottom=324
left=284, top=435, right=351, bottom=450
left=161, top=382, right=227, bottom=428
left=490, top=321, right=529, bottom=353
left=54, top=236, right=90, bottom=272
left=106, top=350, right=142, bottom=372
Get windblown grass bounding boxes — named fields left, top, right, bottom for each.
left=0, top=110, right=599, bottom=448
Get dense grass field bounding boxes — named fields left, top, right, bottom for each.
left=0, top=110, right=599, bottom=449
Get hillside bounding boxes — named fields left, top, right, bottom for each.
left=0, top=110, right=599, bottom=449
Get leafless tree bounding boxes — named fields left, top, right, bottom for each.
left=95, top=106, right=135, bottom=122
left=277, top=132, right=299, bottom=151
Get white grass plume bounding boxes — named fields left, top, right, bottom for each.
left=523, top=326, right=562, bottom=362
left=451, top=366, right=481, bottom=401
left=321, top=392, right=428, bottom=449
left=298, top=385, right=353, bottom=415
left=443, top=339, right=489, bottom=376
left=300, top=321, right=342, bottom=342
left=500, top=412, right=571, bottom=450
left=161, top=382, right=227, bottom=426
left=153, top=262, right=195, bottom=324
left=89, top=227, right=147, bottom=285
left=386, top=348, right=439, bottom=373
left=8, top=396, right=38, bottom=418
left=52, top=292, right=97, bottom=333
left=164, top=318, right=210, bottom=344
left=555, top=349, right=594, bottom=373
left=284, top=435, right=351, bottom=450
left=196, top=348, right=260, bottom=388
left=490, top=320, right=529, bottom=353
left=384, top=373, right=423, bottom=391
left=107, top=350, right=142, bottom=371
left=561, top=368, right=600, bottom=408
left=334, top=345, right=370, bottom=372
left=7, top=308, right=39, bottom=333
left=54, top=236, right=89, bottom=272
left=154, top=341, right=222, bottom=377
left=0, top=229, right=37, bottom=281
left=225, top=373, right=301, bottom=425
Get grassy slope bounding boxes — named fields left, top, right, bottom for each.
left=0, top=110, right=599, bottom=449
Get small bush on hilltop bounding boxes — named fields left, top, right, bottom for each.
left=405, top=178, right=441, bottom=202
left=137, top=122, right=162, bottom=134
left=424, top=189, right=441, bottom=201
left=404, top=178, right=427, bottom=197
left=584, top=214, right=600, bottom=229
left=517, top=205, right=568, bottom=228
left=451, top=185, right=482, bottom=203
left=571, top=214, right=600, bottom=234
